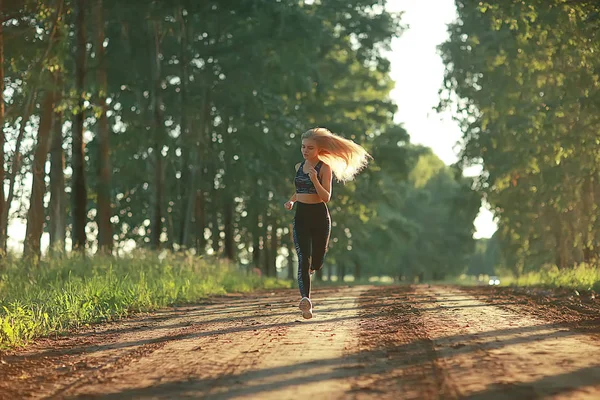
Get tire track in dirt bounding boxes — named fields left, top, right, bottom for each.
left=350, top=287, right=458, bottom=400
left=413, top=285, right=600, bottom=399
left=463, top=285, right=600, bottom=331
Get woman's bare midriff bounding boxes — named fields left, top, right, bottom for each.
left=296, top=193, right=323, bottom=204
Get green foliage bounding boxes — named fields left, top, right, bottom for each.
left=338, top=145, right=480, bottom=281
left=0, top=252, right=289, bottom=348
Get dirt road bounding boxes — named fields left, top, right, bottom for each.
left=3, top=284, right=600, bottom=399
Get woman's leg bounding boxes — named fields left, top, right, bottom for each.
left=309, top=205, right=331, bottom=273
left=293, top=213, right=312, bottom=298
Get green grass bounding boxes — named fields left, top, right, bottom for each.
left=498, top=263, right=600, bottom=290
left=0, top=251, right=291, bottom=348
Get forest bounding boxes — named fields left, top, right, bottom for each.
left=0, top=0, right=479, bottom=282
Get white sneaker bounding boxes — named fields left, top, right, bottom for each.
left=299, top=297, right=313, bottom=319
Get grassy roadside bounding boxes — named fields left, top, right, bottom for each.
left=311, top=267, right=600, bottom=291
left=0, top=251, right=291, bottom=348
left=498, top=264, right=600, bottom=290
left=330, top=266, right=600, bottom=291
left=446, top=264, right=600, bottom=291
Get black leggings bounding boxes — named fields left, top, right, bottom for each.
left=293, top=202, right=331, bottom=298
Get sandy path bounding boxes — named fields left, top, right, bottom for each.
left=3, top=285, right=600, bottom=399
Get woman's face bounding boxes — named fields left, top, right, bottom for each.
left=301, top=139, right=319, bottom=160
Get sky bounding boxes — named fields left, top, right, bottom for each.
left=385, top=0, right=497, bottom=239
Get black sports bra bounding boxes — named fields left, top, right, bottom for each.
left=295, top=161, right=323, bottom=194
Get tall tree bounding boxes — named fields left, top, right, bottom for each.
left=23, top=0, right=65, bottom=258
left=95, top=0, right=112, bottom=253
left=48, top=5, right=67, bottom=254
left=0, top=0, right=6, bottom=257
left=23, top=86, right=55, bottom=259
left=49, top=90, right=66, bottom=253
left=71, top=0, right=88, bottom=251
left=149, top=19, right=166, bottom=250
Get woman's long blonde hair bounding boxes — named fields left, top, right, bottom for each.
left=302, top=127, right=371, bottom=182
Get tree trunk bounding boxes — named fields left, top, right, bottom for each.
left=316, top=269, right=323, bottom=281
left=269, top=226, right=278, bottom=277
left=48, top=7, right=66, bottom=255
left=195, top=91, right=211, bottom=254
left=263, top=228, right=271, bottom=276
left=182, top=89, right=209, bottom=251
left=223, top=198, right=234, bottom=260
left=210, top=190, right=220, bottom=254
left=2, top=90, right=36, bottom=251
left=354, top=261, right=361, bottom=280
left=176, top=6, right=190, bottom=249
left=178, top=153, right=190, bottom=247
left=554, top=219, right=567, bottom=269
left=24, top=89, right=55, bottom=259
left=72, top=0, right=88, bottom=251
left=252, top=213, right=261, bottom=269
left=149, top=20, right=164, bottom=250
left=194, top=190, right=206, bottom=254
left=49, top=96, right=66, bottom=253
left=337, top=263, right=345, bottom=283
left=287, top=245, right=295, bottom=280
left=287, top=223, right=295, bottom=279
left=95, top=0, right=112, bottom=253
left=0, top=1, right=5, bottom=257
left=150, top=150, right=164, bottom=249
left=165, top=203, right=175, bottom=251
left=582, top=176, right=595, bottom=263
left=180, top=168, right=194, bottom=249
left=211, top=217, right=220, bottom=255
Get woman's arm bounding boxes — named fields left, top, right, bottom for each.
left=309, top=164, right=332, bottom=203
left=284, top=193, right=296, bottom=210
left=284, top=164, right=301, bottom=210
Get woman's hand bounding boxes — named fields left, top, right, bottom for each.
left=308, top=167, right=318, bottom=183
left=284, top=201, right=294, bottom=210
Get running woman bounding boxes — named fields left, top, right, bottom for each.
left=284, top=127, right=371, bottom=319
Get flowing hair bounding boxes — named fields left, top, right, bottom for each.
left=302, top=127, right=371, bottom=182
